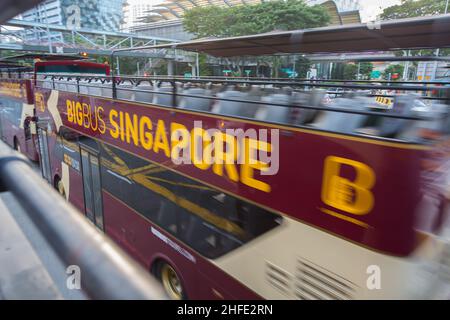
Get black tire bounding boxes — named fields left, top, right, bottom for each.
left=54, top=176, right=66, bottom=198
left=13, top=137, right=20, bottom=152
left=154, top=260, right=186, bottom=300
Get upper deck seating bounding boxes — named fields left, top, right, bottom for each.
left=213, top=88, right=261, bottom=118
left=101, top=80, right=113, bottom=98
left=374, top=94, right=418, bottom=138
left=66, top=78, right=78, bottom=93
left=55, top=78, right=68, bottom=92
left=153, top=85, right=177, bottom=107
left=42, top=77, right=53, bottom=90
left=134, top=81, right=153, bottom=103
left=294, top=90, right=325, bottom=125
left=312, top=94, right=370, bottom=134
left=116, top=80, right=134, bottom=100
left=178, top=87, right=212, bottom=111
left=87, top=79, right=103, bottom=96
left=398, top=100, right=449, bottom=142
left=79, top=79, right=89, bottom=95
left=255, top=93, right=292, bottom=124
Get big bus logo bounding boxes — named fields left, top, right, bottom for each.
left=35, top=92, right=45, bottom=112
left=321, top=156, right=376, bottom=215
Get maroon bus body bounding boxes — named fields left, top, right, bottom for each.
left=0, top=78, right=39, bottom=161
left=32, top=85, right=446, bottom=298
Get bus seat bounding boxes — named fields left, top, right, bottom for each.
left=42, top=78, right=53, bottom=89
left=255, top=94, right=292, bottom=124
left=398, top=100, right=448, bottom=142
left=101, top=81, right=113, bottom=98
left=179, top=88, right=212, bottom=111
left=153, top=86, right=176, bottom=107
left=376, top=95, right=417, bottom=138
left=66, top=79, right=78, bottom=93
left=215, top=90, right=260, bottom=118
left=313, top=96, right=369, bottom=134
left=295, top=90, right=324, bottom=125
left=134, top=82, right=153, bottom=103
left=79, top=79, right=89, bottom=95
left=55, top=78, right=67, bottom=91
left=116, top=80, right=134, bottom=101
left=88, top=79, right=102, bottom=96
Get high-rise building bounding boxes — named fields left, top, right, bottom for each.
left=21, top=0, right=125, bottom=34
left=122, top=0, right=160, bottom=32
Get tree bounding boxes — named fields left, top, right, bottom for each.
left=183, top=0, right=330, bottom=39
left=380, top=0, right=448, bottom=20
left=294, top=56, right=312, bottom=78
left=359, top=62, right=374, bottom=79
left=343, top=64, right=358, bottom=80
left=181, top=0, right=330, bottom=77
left=383, top=64, right=405, bottom=80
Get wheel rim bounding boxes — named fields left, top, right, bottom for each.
left=161, top=264, right=183, bottom=300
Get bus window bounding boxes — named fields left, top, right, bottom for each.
left=90, top=156, right=104, bottom=231
left=81, top=149, right=95, bottom=223
left=80, top=148, right=104, bottom=230
left=174, top=180, right=281, bottom=259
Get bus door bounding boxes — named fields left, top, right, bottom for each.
left=37, top=125, right=52, bottom=183
left=23, top=117, right=35, bottom=155
left=80, top=146, right=104, bottom=231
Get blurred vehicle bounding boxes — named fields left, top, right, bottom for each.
left=2, top=16, right=450, bottom=300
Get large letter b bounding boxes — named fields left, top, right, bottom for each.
left=321, top=156, right=376, bottom=215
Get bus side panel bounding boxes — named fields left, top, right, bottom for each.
left=102, top=189, right=261, bottom=299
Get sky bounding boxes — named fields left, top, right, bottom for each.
left=358, top=0, right=402, bottom=22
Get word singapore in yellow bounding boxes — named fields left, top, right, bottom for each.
left=66, top=100, right=279, bottom=192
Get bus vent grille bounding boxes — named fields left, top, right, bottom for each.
left=265, top=262, right=292, bottom=296
left=294, top=258, right=356, bottom=300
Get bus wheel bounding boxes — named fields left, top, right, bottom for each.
left=156, top=261, right=185, bottom=300
left=13, top=138, right=21, bottom=152
left=55, top=177, right=66, bottom=198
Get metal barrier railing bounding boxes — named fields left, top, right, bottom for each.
left=0, top=140, right=167, bottom=300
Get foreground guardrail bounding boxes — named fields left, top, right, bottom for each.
left=0, top=140, right=167, bottom=300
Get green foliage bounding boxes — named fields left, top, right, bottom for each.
left=183, top=0, right=330, bottom=39
left=380, top=0, right=448, bottom=20
left=343, top=64, right=358, bottom=80
left=359, top=62, right=374, bottom=79
left=294, top=56, right=311, bottom=78
left=338, top=62, right=374, bottom=80
left=198, top=53, right=213, bottom=76
left=383, top=64, right=405, bottom=80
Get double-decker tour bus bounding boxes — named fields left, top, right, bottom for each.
left=33, top=15, right=450, bottom=299
left=0, top=54, right=109, bottom=163
left=0, top=61, right=38, bottom=160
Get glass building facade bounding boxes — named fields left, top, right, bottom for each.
left=22, top=0, right=125, bottom=32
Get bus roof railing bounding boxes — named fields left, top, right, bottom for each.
left=37, top=73, right=450, bottom=122
left=39, top=73, right=450, bottom=92
left=112, top=15, right=450, bottom=57
left=0, top=141, right=167, bottom=300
